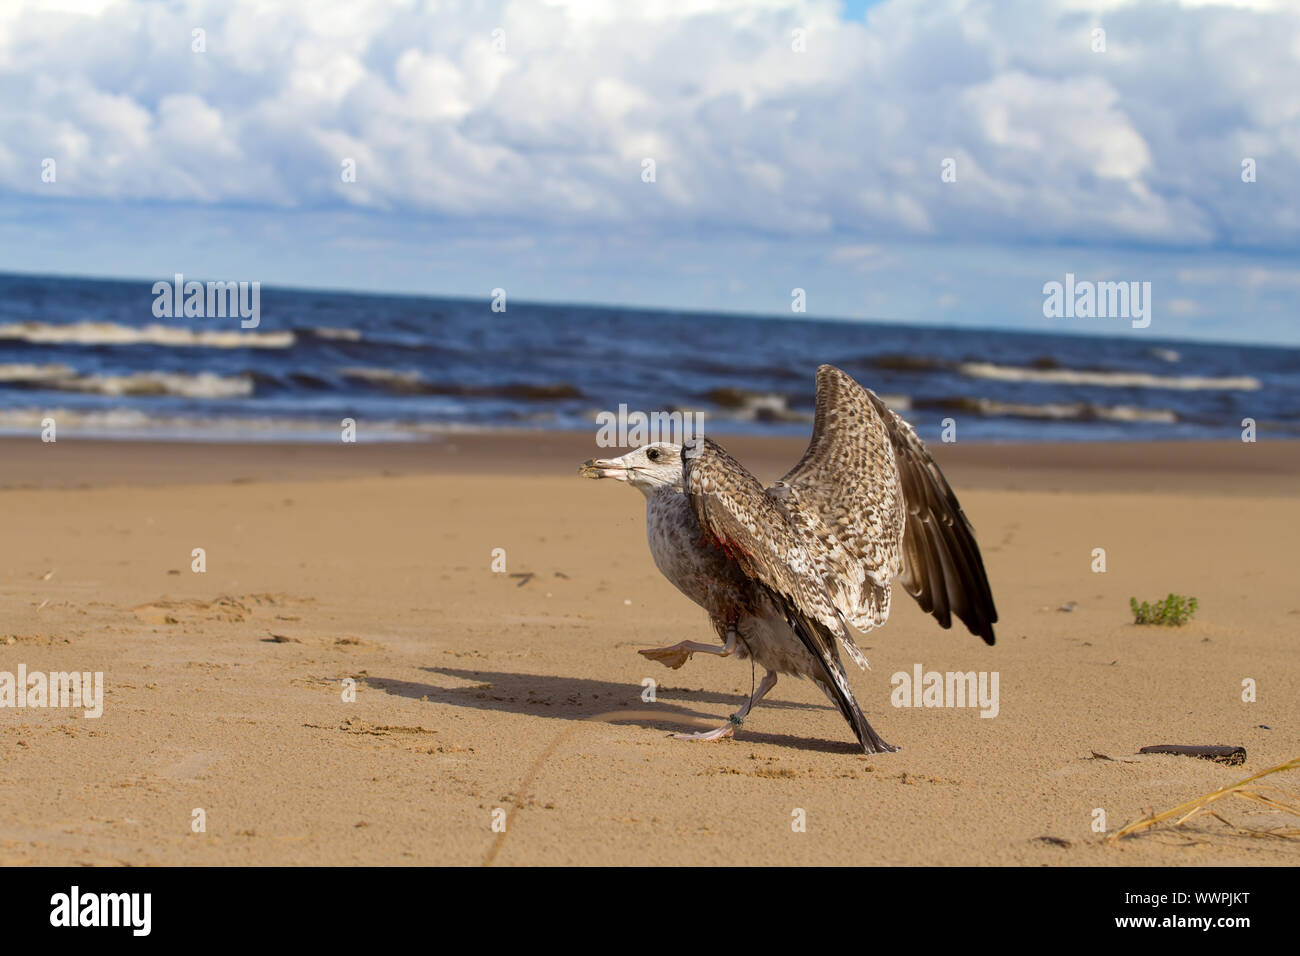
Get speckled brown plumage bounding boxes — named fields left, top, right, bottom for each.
left=588, top=364, right=997, bottom=753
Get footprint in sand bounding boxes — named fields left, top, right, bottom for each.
left=159, top=750, right=224, bottom=781
left=132, top=592, right=314, bottom=626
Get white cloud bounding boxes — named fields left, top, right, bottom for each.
left=1177, top=265, right=1300, bottom=287
left=0, top=0, right=1296, bottom=252
left=1166, top=297, right=1201, bottom=315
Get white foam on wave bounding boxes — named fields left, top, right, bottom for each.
left=1, top=366, right=255, bottom=398
left=959, top=361, right=1259, bottom=391
left=60, top=371, right=254, bottom=398
left=0, top=321, right=294, bottom=349
left=0, top=407, right=471, bottom=442
left=311, top=327, right=363, bottom=341
left=956, top=398, right=1177, bottom=423
left=0, top=362, right=75, bottom=382
left=340, top=366, right=423, bottom=386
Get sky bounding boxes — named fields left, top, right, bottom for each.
left=1, top=0, right=1298, bottom=345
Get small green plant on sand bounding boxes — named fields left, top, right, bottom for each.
left=1130, top=593, right=1198, bottom=626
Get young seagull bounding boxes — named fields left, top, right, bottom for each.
left=580, top=364, right=997, bottom=753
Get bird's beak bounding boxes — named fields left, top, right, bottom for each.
left=580, top=457, right=629, bottom=480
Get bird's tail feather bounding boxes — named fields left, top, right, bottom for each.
left=781, top=600, right=897, bottom=754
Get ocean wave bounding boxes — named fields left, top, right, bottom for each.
left=0, top=362, right=75, bottom=382
left=1, top=367, right=253, bottom=398
left=918, top=396, right=1177, bottom=423
left=697, top=387, right=810, bottom=423
left=340, top=367, right=582, bottom=399
left=957, top=361, right=1259, bottom=391
left=340, top=367, right=426, bottom=391
left=866, top=354, right=947, bottom=373
left=0, top=407, right=158, bottom=431
left=304, top=327, right=363, bottom=342
left=0, top=407, right=477, bottom=441
left=867, top=353, right=1065, bottom=373
left=697, top=385, right=910, bottom=424
left=0, top=321, right=293, bottom=349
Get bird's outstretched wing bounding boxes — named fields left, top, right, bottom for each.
left=777, top=364, right=998, bottom=645
left=681, top=438, right=883, bottom=751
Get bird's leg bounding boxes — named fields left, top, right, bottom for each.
left=639, top=624, right=737, bottom=670
left=672, top=670, right=778, bottom=742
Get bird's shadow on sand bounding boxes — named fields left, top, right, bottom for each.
left=362, top=666, right=864, bottom=755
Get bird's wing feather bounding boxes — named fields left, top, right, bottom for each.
left=772, top=365, right=905, bottom=634
left=778, top=364, right=998, bottom=645
left=762, top=483, right=873, bottom=668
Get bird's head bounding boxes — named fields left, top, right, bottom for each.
left=580, top=442, right=684, bottom=496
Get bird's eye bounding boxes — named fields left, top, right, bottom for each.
left=646, top=448, right=660, bottom=462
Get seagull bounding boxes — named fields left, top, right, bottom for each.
left=580, top=364, right=997, bottom=754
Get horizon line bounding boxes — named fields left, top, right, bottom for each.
left=2, top=266, right=1295, bottom=353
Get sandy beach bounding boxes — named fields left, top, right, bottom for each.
left=1, top=433, right=1297, bottom=866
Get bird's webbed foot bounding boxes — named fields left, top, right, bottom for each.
left=670, top=722, right=736, bottom=742
left=638, top=644, right=696, bottom=669
left=637, top=633, right=735, bottom=670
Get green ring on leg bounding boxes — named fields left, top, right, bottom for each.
left=728, top=714, right=744, bottom=727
